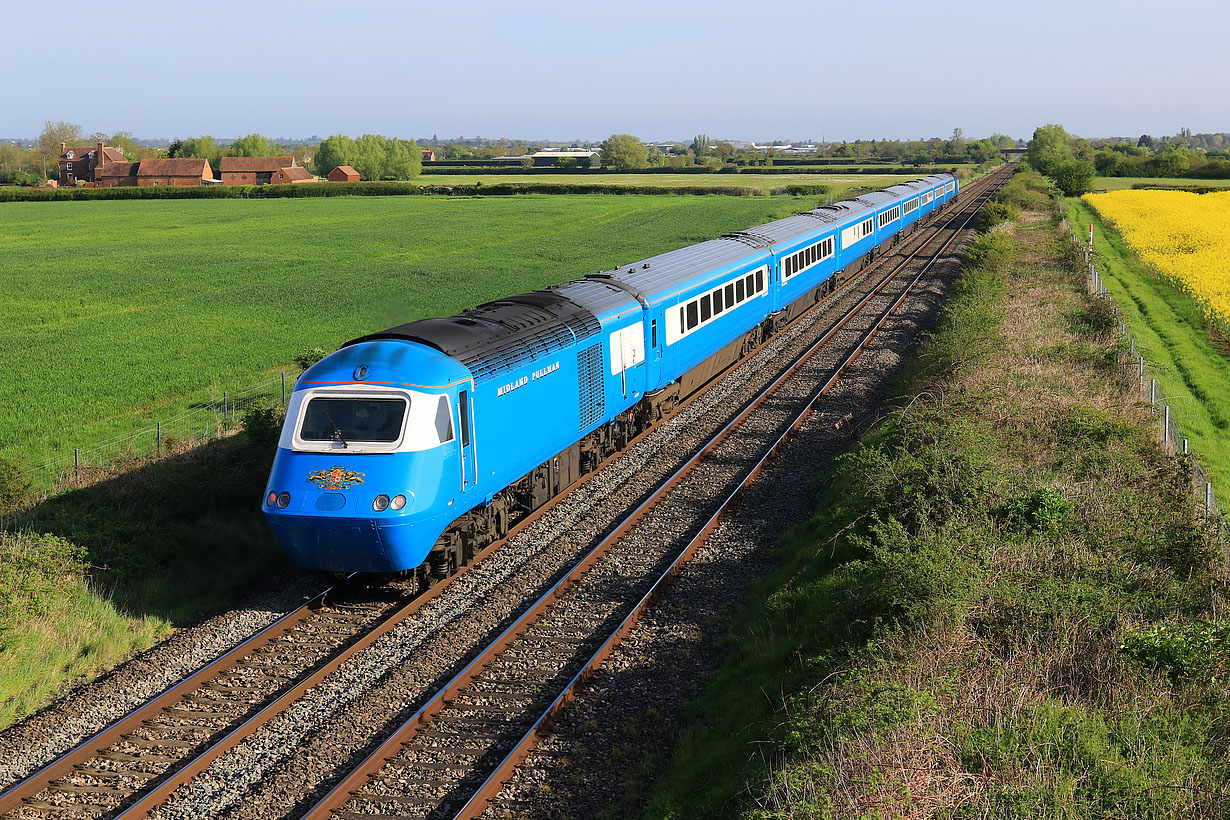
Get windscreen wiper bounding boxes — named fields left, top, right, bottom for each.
left=325, top=411, right=349, bottom=447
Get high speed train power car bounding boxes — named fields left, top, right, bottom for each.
left=263, top=174, right=959, bottom=578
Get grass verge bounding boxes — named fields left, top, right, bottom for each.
left=1065, top=198, right=1230, bottom=500
left=648, top=173, right=1229, bottom=819
left=0, top=418, right=285, bottom=729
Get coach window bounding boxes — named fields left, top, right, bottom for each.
left=756, top=269, right=764, bottom=292
left=744, top=274, right=753, bottom=294
left=651, top=320, right=658, bottom=348
left=724, top=283, right=735, bottom=305
left=736, top=279, right=745, bottom=302
left=686, top=301, right=699, bottom=330
left=713, top=289, right=723, bottom=314
left=700, top=294, right=712, bottom=322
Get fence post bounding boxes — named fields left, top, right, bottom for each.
left=281, top=372, right=287, bottom=405
left=1139, top=356, right=1145, bottom=391
left=1163, top=405, right=1170, bottom=449
left=223, top=391, right=228, bottom=423
left=1150, top=379, right=1156, bottom=409
left=156, top=422, right=161, bottom=453
left=1183, top=437, right=1189, bottom=455
left=74, top=448, right=79, bottom=482
left=1208, top=483, right=1215, bottom=519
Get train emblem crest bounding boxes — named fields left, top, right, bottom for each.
left=307, top=466, right=366, bottom=490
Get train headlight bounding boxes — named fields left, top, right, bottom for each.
left=373, top=494, right=390, bottom=512
left=266, top=491, right=277, bottom=507
left=276, top=492, right=291, bottom=509
left=391, top=494, right=407, bottom=511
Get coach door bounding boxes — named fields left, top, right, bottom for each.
left=610, top=323, right=646, bottom=401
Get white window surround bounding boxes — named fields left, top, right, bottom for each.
left=283, top=385, right=451, bottom=454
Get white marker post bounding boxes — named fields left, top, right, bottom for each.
left=1088, top=224, right=1094, bottom=252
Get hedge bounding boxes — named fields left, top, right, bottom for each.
left=0, top=181, right=835, bottom=202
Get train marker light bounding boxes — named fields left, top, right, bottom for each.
left=373, top=494, right=390, bottom=512
left=276, top=492, right=291, bottom=509
left=267, top=491, right=277, bottom=507
left=391, top=494, right=407, bottom=510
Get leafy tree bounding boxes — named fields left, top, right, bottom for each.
left=313, top=134, right=358, bottom=175
left=1051, top=159, right=1095, bottom=196
left=599, top=134, right=648, bottom=170
left=555, top=155, right=577, bottom=169
left=1026, top=124, right=1074, bottom=176
left=691, top=134, right=711, bottom=158
left=1138, top=134, right=1156, bottom=151
left=226, top=133, right=279, bottom=157
left=103, top=131, right=141, bottom=159
left=169, top=136, right=222, bottom=176
left=37, top=120, right=82, bottom=179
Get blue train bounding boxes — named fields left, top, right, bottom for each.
left=263, top=173, right=959, bottom=577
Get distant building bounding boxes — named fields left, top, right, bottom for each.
left=59, top=141, right=127, bottom=185
left=95, top=157, right=213, bottom=187
left=220, top=156, right=295, bottom=185
left=530, top=150, right=598, bottom=167
left=421, top=149, right=437, bottom=162
left=328, top=165, right=360, bottom=182
left=271, top=166, right=316, bottom=184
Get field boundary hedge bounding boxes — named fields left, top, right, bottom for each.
left=0, top=181, right=842, bottom=202
left=420, top=165, right=961, bottom=177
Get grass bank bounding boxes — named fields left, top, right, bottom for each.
left=0, top=422, right=283, bottom=728
left=1065, top=198, right=1230, bottom=500
left=650, top=173, right=1229, bottom=818
left=0, top=194, right=808, bottom=467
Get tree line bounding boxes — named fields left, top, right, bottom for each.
left=1025, top=124, right=1230, bottom=197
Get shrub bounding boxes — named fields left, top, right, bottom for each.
left=0, top=531, right=88, bottom=632
left=977, top=200, right=1018, bottom=232
left=1002, top=487, right=1072, bottom=532
left=295, top=348, right=328, bottom=371
left=241, top=403, right=283, bottom=451
left=0, top=456, right=34, bottom=516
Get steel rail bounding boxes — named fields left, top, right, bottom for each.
left=299, top=165, right=1013, bottom=820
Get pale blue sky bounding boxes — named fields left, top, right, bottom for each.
left=3, top=0, right=1225, bottom=143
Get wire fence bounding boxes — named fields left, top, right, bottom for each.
left=25, top=370, right=299, bottom=495
left=1061, top=217, right=1224, bottom=533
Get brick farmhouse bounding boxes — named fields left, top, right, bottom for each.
left=271, top=166, right=316, bottom=184
left=59, top=141, right=127, bottom=185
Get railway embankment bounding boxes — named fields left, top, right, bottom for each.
left=649, top=171, right=1229, bottom=818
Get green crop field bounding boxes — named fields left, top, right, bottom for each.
left=0, top=194, right=814, bottom=467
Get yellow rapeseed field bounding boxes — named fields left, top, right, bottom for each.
left=1083, top=190, right=1230, bottom=328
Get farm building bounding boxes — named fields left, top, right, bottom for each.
left=220, top=156, right=295, bottom=185
left=328, top=165, right=360, bottom=182
left=421, top=149, right=436, bottom=162
left=94, top=157, right=214, bottom=187
left=59, top=141, right=127, bottom=185
left=529, top=150, right=598, bottom=167
left=271, top=166, right=316, bottom=184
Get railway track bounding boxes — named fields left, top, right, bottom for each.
left=293, top=166, right=1013, bottom=820
left=0, top=165, right=1010, bottom=820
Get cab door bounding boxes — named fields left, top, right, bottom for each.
left=457, top=389, right=478, bottom=495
